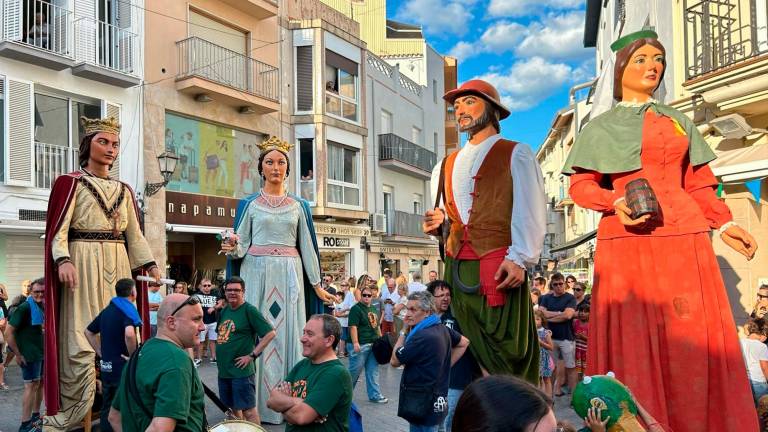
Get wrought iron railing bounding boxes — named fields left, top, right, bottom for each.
left=379, top=133, right=437, bottom=174
left=387, top=210, right=427, bottom=238
left=177, top=37, right=279, bottom=102
left=684, top=0, right=768, bottom=79
left=74, top=16, right=136, bottom=74
left=0, top=0, right=72, bottom=56
left=35, top=142, right=78, bottom=189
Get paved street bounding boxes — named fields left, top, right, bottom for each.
left=0, top=359, right=582, bottom=432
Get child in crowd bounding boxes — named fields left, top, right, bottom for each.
left=740, top=317, right=768, bottom=404
left=535, top=309, right=554, bottom=398
left=333, top=291, right=349, bottom=357
left=530, top=288, right=541, bottom=311
left=393, top=283, right=409, bottom=335
left=574, top=303, right=590, bottom=378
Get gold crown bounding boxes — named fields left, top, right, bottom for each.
left=256, top=136, right=294, bottom=154
left=80, top=116, right=121, bottom=136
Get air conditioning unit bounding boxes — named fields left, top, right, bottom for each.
left=370, top=213, right=387, bottom=233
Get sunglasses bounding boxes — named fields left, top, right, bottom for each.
left=31, top=290, right=45, bottom=294
left=361, top=294, right=373, bottom=298
left=171, top=296, right=200, bottom=317
left=202, top=284, right=212, bottom=287
left=225, top=288, right=243, bottom=293
left=551, top=282, right=564, bottom=286
left=759, top=294, right=768, bottom=300
left=574, top=288, right=583, bottom=292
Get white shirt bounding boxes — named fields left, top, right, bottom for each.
left=408, top=281, right=427, bottom=294
left=430, top=134, right=546, bottom=268
left=380, top=288, right=400, bottom=322
left=741, top=338, right=768, bottom=383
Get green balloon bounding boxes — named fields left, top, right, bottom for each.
left=571, top=374, right=638, bottom=428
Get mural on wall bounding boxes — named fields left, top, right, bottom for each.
left=165, top=113, right=263, bottom=197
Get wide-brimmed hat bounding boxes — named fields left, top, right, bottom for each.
left=443, top=79, right=510, bottom=120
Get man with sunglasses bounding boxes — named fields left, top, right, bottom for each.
left=108, top=293, right=206, bottom=432
left=538, top=272, right=577, bottom=396
left=194, top=278, right=224, bottom=365
left=216, top=276, right=276, bottom=424
left=6, top=278, right=45, bottom=432
left=751, top=284, right=768, bottom=320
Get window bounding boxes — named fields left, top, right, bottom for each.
left=413, top=193, right=423, bottom=215
left=433, top=132, right=438, bottom=151
left=411, top=126, right=421, bottom=145
left=325, top=50, right=359, bottom=122
left=327, top=141, right=360, bottom=206
left=0, top=80, right=4, bottom=182
left=295, top=46, right=313, bottom=112
left=34, top=93, right=100, bottom=189
left=432, top=79, right=438, bottom=103
left=380, top=110, right=392, bottom=134
left=298, top=138, right=315, bottom=202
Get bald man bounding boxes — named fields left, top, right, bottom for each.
left=109, top=294, right=206, bottom=432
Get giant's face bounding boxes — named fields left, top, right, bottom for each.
left=621, top=43, right=665, bottom=101
left=454, top=94, right=493, bottom=134
left=88, top=132, right=120, bottom=168
left=261, top=150, right=288, bottom=185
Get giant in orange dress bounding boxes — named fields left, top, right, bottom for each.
left=569, top=111, right=758, bottom=431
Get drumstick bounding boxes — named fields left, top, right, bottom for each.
left=136, top=275, right=176, bottom=286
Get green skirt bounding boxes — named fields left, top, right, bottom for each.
left=444, top=256, right=539, bottom=384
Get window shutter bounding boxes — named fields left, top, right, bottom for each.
left=117, top=0, right=134, bottom=72
left=296, top=46, right=313, bottom=112
left=103, top=101, right=121, bottom=179
left=3, top=0, right=22, bottom=41
left=6, top=78, right=34, bottom=186
left=325, top=50, right=357, bottom=76
left=74, top=0, right=96, bottom=64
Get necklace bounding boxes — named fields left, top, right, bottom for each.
left=260, top=189, right=288, bottom=208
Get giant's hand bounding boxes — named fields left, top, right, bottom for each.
left=148, top=266, right=163, bottom=283
left=494, top=259, right=524, bottom=290
left=614, top=199, right=651, bottom=227
left=314, top=285, right=336, bottom=304
left=219, top=240, right=237, bottom=255
left=721, top=225, right=758, bottom=260
left=58, top=261, right=78, bottom=291
left=423, top=208, right=445, bottom=234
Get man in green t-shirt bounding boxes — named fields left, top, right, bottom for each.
left=216, top=276, right=276, bottom=424
left=6, top=278, right=44, bottom=432
left=267, top=314, right=352, bottom=431
left=347, top=284, right=387, bottom=403
left=108, top=293, right=206, bottom=432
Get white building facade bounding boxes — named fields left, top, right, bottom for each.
left=0, top=0, right=144, bottom=298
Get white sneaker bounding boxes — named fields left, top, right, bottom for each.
left=194, top=358, right=202, bottom=367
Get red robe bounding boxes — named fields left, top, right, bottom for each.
left=43, top=171, right=151, bottom=415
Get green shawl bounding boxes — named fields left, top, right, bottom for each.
left=562, top=101, right=716, bottom=175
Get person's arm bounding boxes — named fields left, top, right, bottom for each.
left=124, top=326, right=138, bottom=356
left=267, top=387, right=321, bottom=425
left=144, top=417, right=177, bottom=432
left=124, top=190, right=157, bottom=271
left=547, top=307, right=576, bottom=323
left=540, top=332, right=554, bottom=351
left=85, top=328, right=102, bottom=357
left=683, top=160, right=732, bottom=229
left=253, top=330, right=276, bottom=357
left=5, top=322, right=25, bottom=365
left=390, top=332, right=406, bottom=367
left=108, top=408, right=122, bottom=432
left=569, top=169, right=621, bottom=212
left=760, top=360, right=768, bottom=382
left=393, top=302, right=406, bottom=316
left=350, top=326, right=360, bottom=352
left=450, top=335, right=469, bottom=366
left=506, top=144, right=547, bottom=268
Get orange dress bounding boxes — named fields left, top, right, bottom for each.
left=570, top=111, right=758, bottom=432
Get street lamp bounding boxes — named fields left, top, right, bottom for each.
left=144, top=151, right=179, bottom=197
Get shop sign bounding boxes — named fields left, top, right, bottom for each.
left=166, top=191, right=238, bottom=227
left=322, top=236, right=351, bottom=248
left=369, top=246, right=404, bottom=254
left=315, top=222, right=370, bottom=237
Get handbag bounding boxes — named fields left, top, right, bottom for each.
left=371, top=333, right=395, bottom=365
left=397, top=383, right=441, bottom=424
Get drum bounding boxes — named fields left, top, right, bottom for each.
left=209, top=420, right=267, bottom=432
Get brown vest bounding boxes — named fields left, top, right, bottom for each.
left=444, top=139, right=517, bottom=258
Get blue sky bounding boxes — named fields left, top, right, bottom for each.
left=387, top=0, right=596, bottom=149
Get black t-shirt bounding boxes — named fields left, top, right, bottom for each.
left=539, top=292, right=577, bottom=341
left=395, top=323, right=461, bottom=426
left=440, top=311, right=479, bottom=390
left=195, top=290, right=222, bottom=324
left=87, top=302, right=136, bottom=384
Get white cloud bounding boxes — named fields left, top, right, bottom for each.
left=474, top=57, right=574, bottom=111
left=488, top=0, right=582, bottom=17
left=395, top=0, right=478, bottom=37
left=449, top=12, right=592, bottom=62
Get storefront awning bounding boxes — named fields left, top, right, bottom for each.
left=711, top=144, right=768, bottom=183
left=166, top=223, right=228, bottom=234
left=549, top=229, right=597, bottom=253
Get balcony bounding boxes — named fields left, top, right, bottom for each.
left=176, top=37, right=279, bottom=113
left=684, top=0, right=768, bottom=80
left=378, top=133, right=437, bottom=179
left=386, top=210, right=427, bottom=238
left=0, top=0, right=75, bottom=70
left=219, top=0, right=277, bottom=20
left=71, top=17, right=139, bottom=87
left=34, top=142, right=78, bottom=189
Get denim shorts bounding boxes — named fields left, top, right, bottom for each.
left=21, top=359, right=43, bottom=382
left=218, top=374, right=256, bottom=410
